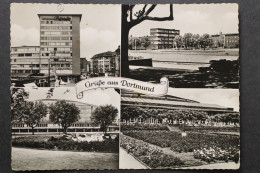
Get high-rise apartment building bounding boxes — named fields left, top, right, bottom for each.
left=38, top=14, right=81, bottom=76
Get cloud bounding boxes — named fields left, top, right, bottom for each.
left=168, top=89, right=239, bottom=111
left=11, top=24, right=120, bottom=60
left=11, top=24, right=39, bottom=46
left=80, top=27, right=119, bottom=59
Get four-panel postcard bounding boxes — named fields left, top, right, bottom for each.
left=10, top=3, right=239, bottom=170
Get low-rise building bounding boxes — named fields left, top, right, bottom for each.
left=211, top=32, right=239, bottom=48
left=11, top=46, right=41, bottom=76
left=10, top=46, right=56, bottom=87
left=12, top=88, right=120, bottom=133
left=90, top=51, right=117, bottom=76
left=121, top=91, right=236, bottom=125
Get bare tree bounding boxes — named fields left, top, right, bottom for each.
left=121, top=5, right=174, bottom=77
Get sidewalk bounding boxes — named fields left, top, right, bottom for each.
left=119, top=148, right=147, bottom=169
left=182, top=162, right=240, bottom=169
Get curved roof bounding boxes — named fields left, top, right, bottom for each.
left=121, top=91, right=234, bottom=113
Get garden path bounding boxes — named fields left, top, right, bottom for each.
left=119, top=148, right=148, bottom=169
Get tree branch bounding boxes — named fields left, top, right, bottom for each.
left=128, top=4, right=173, bottom=29
left=145, top=4, right=173, bottom=21
left=137, top=4, right=148, bottom=19
left=144, top=5, right=157, bottom=16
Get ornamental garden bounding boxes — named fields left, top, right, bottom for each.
left=120, top=106, right=240, bottom=169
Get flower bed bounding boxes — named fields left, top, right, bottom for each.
left=12, top=134, right=119, bottom=153
left=194, top=147, right=239, bottom=163
left=120, top=135, right=184, bottom=168
left=121, top=123, right=169, bottom=131
left=179, top=126, right=240, bottom=133
left=123, top=131, right=239, bottom=162
left=123, top=131, right=179, bottom=148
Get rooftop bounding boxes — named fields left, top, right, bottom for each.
left=121, top=91, right=235, bottom=113
left=211, top=33, right=239, bottom=37
left=91, top=51, right=116, bottom=59
left=11, top=46, right=40, bottom=48
left=150, top=28, right=180, bottom=31
left=38, top=14, right=82, bottom=21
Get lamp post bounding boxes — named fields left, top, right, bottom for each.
left=48, top=58, right=50, bottom=87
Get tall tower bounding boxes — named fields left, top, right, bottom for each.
left=38, top=14, right=81, bottom=77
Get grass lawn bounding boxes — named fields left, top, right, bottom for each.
left=12, top=147, right=119, bottom=170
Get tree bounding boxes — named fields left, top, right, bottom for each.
left=11, top=88, right=30, bottom=136
left=121, top=106, right=140, bottom=123
left=173, top=35, right=183, bottom=48
left=21, top=101, right=48, bottom=135
left=91, top=105, right=118, bottom=134
left=138, top=107, right=150, bottom=123
left=49, top=100, right=80, bottom=134
left=121, top=4, right=173, bottom=77
left=142, top=37, right=151, bottom=49
left=229, top=113, right=240, bottom=126
left=11, top=88, right=29, bottom=124
left=183, top=33, right=193, bottom=49
left=199, top=34, right=210, bottom=50
left=192, top=34, right=200, bottom=49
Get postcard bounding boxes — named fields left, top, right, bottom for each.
left=10, top=3, right=239, bottom=170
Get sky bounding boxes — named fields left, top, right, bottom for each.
left=129, top=4, right=239, bottom=37
left=10, top=4, right=238, bottom=59
left=24, top=87, right=120, bottom=111
left=10, top=3, right=121, bottom=60
left=168, top=88, right=239, bottom=112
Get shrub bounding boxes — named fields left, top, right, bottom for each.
left=121, top=123, right=169, bottom=131
left=12, top=134, right=119, bottom=153
left=123, top=130, right=239, bottom=162
left=179, top=126, right=239, bottom=133
left=120, top=135, right=184, bottom=168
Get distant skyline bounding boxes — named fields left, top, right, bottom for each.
left=10, top=3, right=120, bottom=60
left=129, top=4, right=238, bottom=37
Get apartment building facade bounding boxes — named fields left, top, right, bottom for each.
left=38, top=14, right=81, bottom=76
left=90, top=51, right=117, bottom=76
left=11, top=46, right=41, bottom=76
left=211, top=32, right=239, bottom=48
left=149, top=28, right=180, bottom=49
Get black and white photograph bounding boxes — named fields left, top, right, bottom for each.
left=11, top=87, right=120, bottom=170
left=121, top=4, right=239, bottom=88
left=11, top=3, right=120, bottom=87
left=120, top=88, right=240, bottom=169
left=9, top=2, right=241, bottom=171
left=10, top=3, right=121, bottom=171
